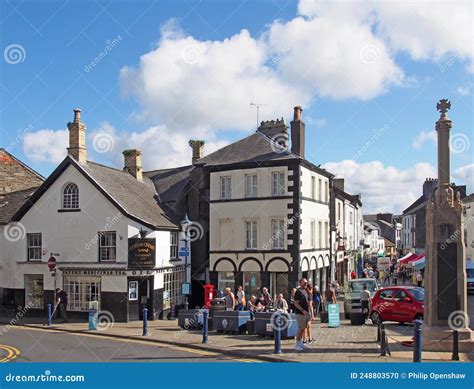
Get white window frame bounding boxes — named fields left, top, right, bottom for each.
left=271, top=219, right=285, bottom=249
left=318, top=179, right=322, bottom=201
left=245, top=174, right=258, bottom=198
left=311, top=176, right=316, bottom=200
left=25, top=274, right=44, bottom=308
left=62, top=183, right=79, bottom=209
left=163, top=271, right=185, bottom=309
left=63, top=276, right=101, bottom=311
left=310, top=220, right=316, bottom=248
left=220, top=176, right=231, bottom=200
left=218, top=271, right=235, bottom=292
left=170, top=232, right=178, bottom=259
left=272, top=172, right=285, bottom=196
left=27, top=233, right=42, bottom=261
left=245, top=220, right=258, bottom=249
left=98, top=231, right=116, bottom=262
left=318, top=221, right=323, bottom=248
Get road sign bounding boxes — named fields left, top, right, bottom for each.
left=48, top=256, right=56, bottom=271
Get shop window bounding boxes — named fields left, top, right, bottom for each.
left=27, top=233, right=42, bottom=261
left=25, top=274, right=44, bottom=308
left=270, top=273, right=289, bottom=300
left=218, top=271, right=235, bottom=292
left=170, top=232, right=178, bottom=259
left=98, top=231, right=116, bottom=261
left=63, top=276, right=101, bottom=311
left=163, top=271, right=185, bottom=310
left=62, top=183, right=79, bottom=209
left=243, top=271, right=261, bottom=298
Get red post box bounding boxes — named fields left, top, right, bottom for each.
left=203, top=284, right=214, bottom=309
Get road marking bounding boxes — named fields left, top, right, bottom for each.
left=9, top=326, right=262, bottom=362
left=0, top=344, right=20, bottom=363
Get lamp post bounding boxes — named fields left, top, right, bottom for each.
left=180, top=214, right=192, bottom=310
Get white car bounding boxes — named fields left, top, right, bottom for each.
left=343, top=278, right=379, bottom=319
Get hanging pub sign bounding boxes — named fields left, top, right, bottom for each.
left=128, top=238, right=156, bottom=269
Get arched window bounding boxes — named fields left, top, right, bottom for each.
left=62, top=183, right=79, bottom=209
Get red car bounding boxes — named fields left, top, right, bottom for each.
left=370, top=286, right=424, bottom=324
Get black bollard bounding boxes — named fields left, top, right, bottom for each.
left=452, top=330, right=459, bottom=361
left=380, top=323, right=390, bottom=356
left=377, top=321, right=381, bottom=343
left=202, top=309, right=209, bottom=344
left=273, top=312, right=282, bottom=354
left=142, top=308, right=148, bottom=336
left=47, top=304, right=52, bottom=326
left=413, top=319, right=422, bottom=362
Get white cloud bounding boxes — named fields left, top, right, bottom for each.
left=412, top=130, right=437, bottom=149
left=89, top=123, right=229, bottom=170
left=453, top=163, right=474, bottom=193
left=457, top=85, right=472, bottom=96
left=322, top=160, right=436, bottom=213
left=23, top=129, right=68, bottom=163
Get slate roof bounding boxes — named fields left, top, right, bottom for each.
left=463, top=193, right=474, bottom=203
left=12, top=157, right=179, bottom=230
left=0, top=187, right=38, bottom=225
left=384, top=237, right=395, bottom=247
left=403, top=195, right=426, bottom=215
left=145, top=165, right=194, bottom=204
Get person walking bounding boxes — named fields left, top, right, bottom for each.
left=360, top=284, right=371, bottom=322
left=350, top=270, right=357, bottom=280
left=293, top=278, right=310, bottom=351
left=323, top=284, right=336, bottom=312
left=236, top=285, right=245, bottom=311
left=289, top=288, right=296, bottom=313
left=416, top=271, right=423, bottom=287
left=304, top=283, right=315, bottom=345
left=224, top=287, right=235, bottom=311
left=55, top=288, right=68, bottom=323
left=312, top=286, right=321, bottom=319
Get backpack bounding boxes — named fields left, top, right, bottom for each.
left=313, top=293, right=321, bottom=304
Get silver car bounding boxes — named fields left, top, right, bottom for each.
left=343, top=278, right=379, bottom=319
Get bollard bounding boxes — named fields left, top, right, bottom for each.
left=377, top=321, right=381, bottom=343
left=452, top=330, right=459, bottom=361
left=273, top=312, right=282, bottom=354
left=413, top=319, right=422, bottom=362
left=202, top=309, right=209, bottom=344
left=380, top=323, right=389, bottom=356
left=47, top=304, right=52, bottom=326
left=142, top=308, right=148, bottom=336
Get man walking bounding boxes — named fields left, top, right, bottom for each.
left=324, top=284, right=336, bottom=311
left=360, top=284, right=371, bottom=322
left=416, top=271, right=423, bottom=287
left=55, top=287, right=68, bottom=323
left=293, top=278, right=310, bottom=351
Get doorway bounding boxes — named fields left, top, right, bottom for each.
left=127, top=277, right=153, bottom=321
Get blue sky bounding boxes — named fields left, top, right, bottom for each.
left=1, top=0, right=473, bottom=213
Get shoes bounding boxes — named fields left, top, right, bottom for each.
left=307, top=338, right=314, bottom=344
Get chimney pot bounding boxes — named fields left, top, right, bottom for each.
left=73, top=108, right=82, bottom=123
left=293, top=106, right=303, bottom=121
left=123, top=149, right=143, bottom=181
left=67, top=108, right=87, bottom=164
left=189, top=140, right=205, bottom=164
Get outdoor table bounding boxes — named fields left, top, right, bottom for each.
left=213, top=310, right=250, bottom=334
left=254, top=311, right=297, bottom=338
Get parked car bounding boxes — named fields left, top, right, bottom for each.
left=370, top=286, right=424, bottom=324
left=466, top=259, right=474, bottom=294
left=343, top=278, right=379, bottom=319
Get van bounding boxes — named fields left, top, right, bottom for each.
left=343, top=278, right=379, bottom=319
left=467, top=259, right=474, bottom=294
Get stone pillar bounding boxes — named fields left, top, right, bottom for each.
left=423, top=99, right=472, bottom=351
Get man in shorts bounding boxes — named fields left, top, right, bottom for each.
left=293, top=278, right=310, bottom=351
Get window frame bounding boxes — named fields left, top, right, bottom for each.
left=170, top=232, right=178, bottom=259
left=98, top=231, right=117, bottom=262
left=310, top=220, right=316, bottom=248
left=245, top=220, right=258, bottom=249
left=27, top=233, right=42, bottom=261
left=245, top=173, right=258, bottom=198
left=271, top=219, right=285, bottom=249
left=220, top=176, right=232, bottom=200
left=271, top=172, right=285, bottom=196
left=62, top=183, right=79, bottom=209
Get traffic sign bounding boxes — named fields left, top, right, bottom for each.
left=48, top=256, right=56, bottom=271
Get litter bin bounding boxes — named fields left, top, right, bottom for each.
left=178, top=309, right=203, bottom=330
left=214, top=310, right=250, bottom=334
left=350, top=312, right=366, bottom=325
left=88, top=301, right=98, bottom=330
left=254, top=312, right=297, bottom=338
left=209, top=298, right=225, bottom=317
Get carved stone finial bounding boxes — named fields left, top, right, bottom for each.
left=436, top=99, right=451, bottom=116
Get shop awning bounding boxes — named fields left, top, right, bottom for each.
left=412, top=256, right=425, bottom=269
left=397, top=253, right=412, bottom=262
left=399, top=253, right=420, bottom=264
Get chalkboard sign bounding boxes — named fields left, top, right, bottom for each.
left=128, top=238, right=156, bottom=269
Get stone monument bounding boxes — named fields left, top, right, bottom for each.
left=424, top=99, right=472, bottom=351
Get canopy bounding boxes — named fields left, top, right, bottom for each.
left=399, top=253, right=421, bottom=265
left=397, top=252, right=412, bottom=262
left=412, top=256, right=425, bottom=270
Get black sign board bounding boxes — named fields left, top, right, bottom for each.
left=128, top=238, right=156, bottom=269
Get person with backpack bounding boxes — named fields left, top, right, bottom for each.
left=312, top=285, right=321, bottom=319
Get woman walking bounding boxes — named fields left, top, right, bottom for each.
left=304, top=283, right=315, bottom=345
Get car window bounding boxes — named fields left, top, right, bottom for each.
left=349, top=281, right=377, bottom=292
left=379, top=289, right=393, bottom=300
left=409, top=288, right=424, bottom=302
left=393, top=290, right=408, bottom=301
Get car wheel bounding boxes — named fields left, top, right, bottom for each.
left=370, top=311, right=381, bottom=325
left=398, top=322, right=405, bottom=325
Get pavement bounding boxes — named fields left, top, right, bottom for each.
left=1, top=313, right=471, bottom=363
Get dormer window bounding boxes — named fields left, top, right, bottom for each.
left=62, top=183, right=79, bottom=209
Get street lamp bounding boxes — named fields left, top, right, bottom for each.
left=180, top=214, right=192, bottom=310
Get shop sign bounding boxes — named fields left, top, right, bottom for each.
left=328, top=304, right=340, bottom=328
left=62, top=269, right=126, bottom=276
left=128, top=238, right=156, bottom=269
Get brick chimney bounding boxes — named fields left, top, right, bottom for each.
left=189, top=140, right=205, bottom=165
left=291, top=106, right=305, bottom=158
left=123, top=149, right=143, bottom=181
left=333, top=178, right=344, bottom=191
left=67, top=108, right=87, bottom=164
left=423, top=178, right=438, bottom=200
